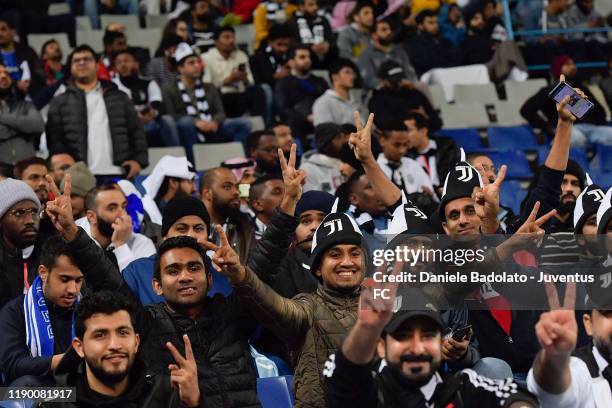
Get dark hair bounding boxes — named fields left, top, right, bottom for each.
left=346, top=169, right=366, bottom=195
left=85, top=184, right=121, bottom=212
left=0, top=162, right=13, bottom=179
left=416, top=9, right=438, bottom=25
left=268, top=23, right=292, bottom=41
left=103, top=30, right=126, bottom=47
left=249, top=174, right=283, bottom=202
left=350, top=1, right=373, bottom=22
left=157, top=18, right=188, bottom=55
left=0, top=17, right=14, bottom=29
left=13, top=156, right=48, bottom=179
left=372, top=18, right=391, bottom=33
left=39, top=235, right=76, bottom=272
left=246, top=130, right=276, bottom=153
left=68, top=44, right=98, bottom=66
left=214, top=25, right=234, bottom=40
left=75, top=291, right=136, bottom=339
left=403, top=111, right=429, bottom=130
left=112, top=48, right=136, bottom=64
left=40, top=39, right=59, bottom=59
left=288, top=44, right=311, bottom=60
left=198, top=167, right=226, bottom=196
left=329, top=58, right=357, bottom=84
left=154, top=235, right=209, bottom=281
left=379, top=117, right=408, bottom=135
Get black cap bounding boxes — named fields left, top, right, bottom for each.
left=161, top=196, right=211, bottom=237
left=565, top=159, right=586, bottom=190
left=378, top=60, right=405, bottom=82
left=384, top=288, right=444, bottom=334
left=439, top=150, right=483, bottom=221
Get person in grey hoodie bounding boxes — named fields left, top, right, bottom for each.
left=336, top=1, right=374, bottom=60
left=299, top=123, right=348, bottom=194
left=0, top=60, right=44, bottom=164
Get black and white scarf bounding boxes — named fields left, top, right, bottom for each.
left=178, top=79, right=211, bottom=141
left=295, top=11, right=326, bottom=44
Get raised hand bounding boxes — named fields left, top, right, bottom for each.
left=501, top=201, right=556, bottom=254
left=201, top=225, right=245, bottom=284
left=556, top=74, right=588, bottom=123
left=348, top=111, right=375, bottom=164
left=358, top=260, right=402, bottom=333
left=45, top=174, right=78, bottom=241
left=166, top=335, right=200, bottom=408
left=472, top=164, right=506, bottom=223
left=111, top=213, right=133, bottom=248
left=279, top=143, right=307, bottom=214
left=536, top=281, right=577, bottom=356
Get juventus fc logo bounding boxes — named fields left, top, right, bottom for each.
left=456, top=165, right=474, bottom=182
left=405, top=207, right=427, bottom=219
left=324, top=219, right=343, bottom=235
left=587, top=189, right=605, bottom=202
left=601, top=272, right=611, bottom=289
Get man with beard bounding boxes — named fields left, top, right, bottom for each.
left=337, top=1, right=374, bottom=60
left=0, top=179, right=46, bottom=308
left=189, top=0, right=221, bottom=53
left=288, top=0, right=337, bottom=69
left=274, top=45, right=328, bottom=142
left=48, top=153, right=75, bottom=186
left=247, top=130, right=281, bottom=177
left=77, top=184, right=156, bottom=271
left=199, top=166, right=256, bottom=263
left=324, top=287, right=537, bottom=407
left=357, top=19, right=418, bottom=91
left=0, top=236, right=83, bottom=384
left=0, top=61, right=45, bottom=164
left=142, top=155, right=197, bottom=221
left=521, top=56, right=612, bottom=146
left=25, top=290, right=200, bottom=408
left=13, top=157, right=49, bottom=205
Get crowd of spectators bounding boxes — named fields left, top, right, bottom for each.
left=0, top=0, right=611, bottom=407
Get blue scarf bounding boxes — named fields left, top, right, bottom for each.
left=24, top=276, right=76, bottom=357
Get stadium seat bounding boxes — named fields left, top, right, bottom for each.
left=129, top=28, right=163, bottom=55
left=77, top=30, right=104, bottom=52
left=311, top=69, right=331, bottom=87
left=439, top=103, right=490, bottom=128
left=193, top=142, right=245, bottom=171
left=596, top=144, right=612, bottom=173
left=494, top=101, right=526, bottom=126
left=256, top=375, right=295, bottom=408
left=500, top=180, right=527, bottom=215
left=569, top=148, right=591, bottom=173
left=487, top=125, right=539, bottom=150
left=536, top=145, right=549, bottom=165
left=427, top=83, right=446, bottom=109
left=246, top=116, right=265, bottom=132
left=488, top=150, right=532, bottom=179
left=145, top=14, right=169, bottom=29
left=453, top=83, right=498, bottom=105
left=437, top=128, right=483, bottom=152
left=48, top=2, right=71, bottom=15
left=27, top=33, right=71, bottom=61
left=100, top=14, right=140, bottom=31
left=235, top=24, right=255, bottom=54
left=141, top=147, right=187, bottom=175
left=587, top=85, right=611, bottom=121
left=590, top=170, right=612, bottom=190
left=504, top=78, right=548, bottom=105
left=76, top=15, right=92, bottom=31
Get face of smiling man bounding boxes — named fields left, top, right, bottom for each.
left=315, top=244, right=364, bottom=293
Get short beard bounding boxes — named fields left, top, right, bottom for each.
left=96, top=216, right=115, bottom=239
left=594, top=336, right=612, bottom=365
left=213, top=196, right=241, bottom=220
left=386, top=353, right=439, bottom=388
left=86, top=354, right=132, bottom=385
left=556, top=201, right=576, bottom=215
left=378, top=37, right=392, bottom=46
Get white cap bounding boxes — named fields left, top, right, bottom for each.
left=142, top=156, right=196, bottom=199
left=174, top=42, right=196, bottom=63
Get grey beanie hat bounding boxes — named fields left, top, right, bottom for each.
left=0, top=178, right=41, bottom=219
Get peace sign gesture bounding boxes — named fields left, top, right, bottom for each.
left=200, top=225, right=245, bottom=284
left=279, top=143, right=307, bottom=213
left=536, top=281, right=577, bottom=357
left=472, top=164, right=507, bottom=223
left=166, top=334, right=201, bottom=408
left=44, top=174, right=79, bottom=241
left=348, top=111, right=376, bottom=164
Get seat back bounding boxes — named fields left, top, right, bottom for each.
left=438, top=128, right=483, bottom=152
left=439, top=103, right=490, bottom=128
left=193, top=142, right=246, bottom=171
left=141, top=147, right=187, bottom=175
left=256, top=375, right=295, bottom=408
left=100, top=14, right=140, bottom=31
left=494, top=100, right=526, bottom=126
left=504, top=79, right=547, bottom=105
left=487, top=125, right=539, bottom=150
left=453, top=83, right=498, bottom=105
left=488, top=150, right=532, bottom=179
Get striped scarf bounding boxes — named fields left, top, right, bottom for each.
left=178, top=79, right=212, bottom=141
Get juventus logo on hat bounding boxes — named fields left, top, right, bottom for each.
left=456, top=165, right=474, bottom=182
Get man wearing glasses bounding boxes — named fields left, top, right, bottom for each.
left=46, top=44, right=148, bottom=183
left=0, top=178, right=47, bottom=308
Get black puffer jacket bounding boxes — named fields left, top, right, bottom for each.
left=45, top=81, right=148, bottom=168
left=66, top=228, right=260, bottom=408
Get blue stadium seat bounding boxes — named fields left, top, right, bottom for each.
left=569, top=148, right=591, bottom=173
left=488, top=151, right=533, bottom=179
left=596, top=144, right=612, bottom=173
left=487, top=125, right=539, bottom=150
left=590, top=170, right=612, bottom=190
left=257, top=375, right=294, bottom=408
left=500, top=180, right=527, bottom=215
left=438, top=128, right=483, bottom=152
left=536, top=145, right=549, bottom=165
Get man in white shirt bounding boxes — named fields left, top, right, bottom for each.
left=202, top=26, right=268, bottom=121
left=376, top=120, right=435, bottom=199
left=76, top=184, right=156, bottom=271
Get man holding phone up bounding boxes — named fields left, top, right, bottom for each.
left=202, top=26, right=268, bottom=121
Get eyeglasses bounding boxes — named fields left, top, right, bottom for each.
left=72, top=56, right=95, bottom=65
left=8, top=208, right=40, bottom=220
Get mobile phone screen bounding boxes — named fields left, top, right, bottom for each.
left=549, top=82, right=594, bottom=119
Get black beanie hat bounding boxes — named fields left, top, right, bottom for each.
left=573, top=174, right=605, bottom=234
left=438, top=149, right=483, bottom=221
left=161, top=196, right=211, bottom=237
left=565, top=159, right=586, bottom=190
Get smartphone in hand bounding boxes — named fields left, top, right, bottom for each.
left=548, top=81, right=594, bottom=119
